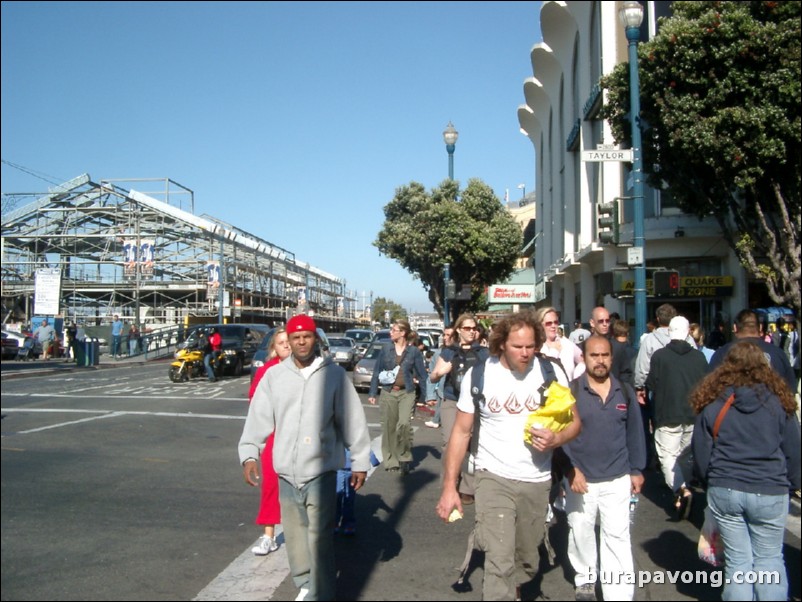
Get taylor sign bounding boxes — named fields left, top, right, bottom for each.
left=488, top=285, right=535, bottom=303
left=581, top=148, right=633, bottom=162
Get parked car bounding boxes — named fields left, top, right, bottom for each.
left=417, top=327, right=444, bottom=347
left=250, top=327, right=331, bottom=383
left=344, top=328, right=375, bottom=358
left=1, top=329, right=42, bottom=359
left=1, top=332, right=20, bottom=359
left=328, top=336, right=358, bottom=370
left=179, top=323, right=270, bottom=376
left=353, top=339, right=384, bottom=392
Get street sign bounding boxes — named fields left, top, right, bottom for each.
left=582, top=148, right=633, bottom=162
left=627, top=247, right=643, bottom=266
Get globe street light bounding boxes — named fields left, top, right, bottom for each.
left=517, top=183, right=526, bottom=200
left=443, top=121, right=458, bottom=181
left=620, top=0, right=646, bottom=345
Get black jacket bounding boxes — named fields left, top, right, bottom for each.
left=646, top=340, right=707, bottom=427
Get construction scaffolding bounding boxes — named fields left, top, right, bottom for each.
left=1, top=174, right=360, bottom=330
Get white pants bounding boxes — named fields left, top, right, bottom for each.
left=566, top=474, right=634, bottom=601
left=654, top=423, right=694, bottom=493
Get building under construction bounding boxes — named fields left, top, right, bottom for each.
left=1, top=174, right=361, bottom=331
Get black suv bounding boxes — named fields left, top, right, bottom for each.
left=181, top=324, right=270, bottom=376
left=250, top=327, right=330, bottom=383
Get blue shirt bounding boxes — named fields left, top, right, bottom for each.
left=562, top=374, right=646, bottom=482
left=111, top=319, right=124, bottom=337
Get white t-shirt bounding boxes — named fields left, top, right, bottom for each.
left=457, top=356, right=567, bottom=483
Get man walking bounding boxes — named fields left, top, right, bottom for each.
left=646, top=316, right=708, bottom=519
left=436, top=310, right=581, bottom=600
left=110, top=314, right=123, bottom=359
left=239, top=314, right=371, bottom=601
left=34, top=318, right=56, bottom=360
left=556, top=335, right=645, bottom=601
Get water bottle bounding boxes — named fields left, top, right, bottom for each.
left=629, top=494, right=638, bottom=524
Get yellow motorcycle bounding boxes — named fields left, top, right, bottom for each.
left=168, top=345, right=222, bottom=383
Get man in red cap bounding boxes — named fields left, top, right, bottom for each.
left=239, top=314, right=371, bottom=601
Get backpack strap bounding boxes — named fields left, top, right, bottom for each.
left=536, top=353, right=568, bottom=397
left=468, top=359, right=487, bottom=457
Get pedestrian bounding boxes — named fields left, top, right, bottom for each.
left=689, top=322, right=715, bottom=363
left=568, top=320, right=591, bottom=347
left=239, top=314, right=371, bottom=601
left=335, top=448, right=380, bottom=536
left=128, top=323, right=141, bottom=356
left=110, top=315, right=124, bottom=358
left=247, top=327, right=291, bottom=556
left=436, top=310, right=581, bottom=601
left=65, top=321, right=78, bottom=362
left=204, top=327, right=223, bottom=383
left=33, top=318, right=56, bottom=360
left=646, top=316, right=708, bottom=519
left=424, top=327, right=455, bottom=429
left=429, top=313, right=490, bottom=504
left=368, top=319, right=427, bottom=475
left=555, top=335, right=646, bottom=601
left=691, top=341, right=801, bottom=601
left=709, top=309, right=796, bottom=392
left=536, top=306, right=585, bottom=381
left=611, top=319, right=637, bottom=385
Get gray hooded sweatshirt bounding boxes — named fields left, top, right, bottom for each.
left=238, top=355, right=371, bottom=488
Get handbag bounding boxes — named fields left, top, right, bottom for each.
left=697, top=392, right=735, bottom=567
left=378, top=365, right=400, bottom=385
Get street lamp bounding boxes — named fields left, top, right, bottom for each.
left=517, top=183, right=526, bottom=200
left=442, top=122, right=458, bottom=327
left=619, top=0, right=646, bottom=346
left=443, top=121, right=458, bottom=181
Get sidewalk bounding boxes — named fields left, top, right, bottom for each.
left=0, top=351, right=154, bottom=380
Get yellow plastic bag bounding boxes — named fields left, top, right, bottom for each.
left=524, top=381, right=575, bottom=445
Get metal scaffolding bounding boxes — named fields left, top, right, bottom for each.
left=1, top=174, right=359, bottom=329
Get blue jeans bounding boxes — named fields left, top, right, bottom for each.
left=336, top=469, right=355, bottom=528
left=204, top=353, right=216, bottom=381
left=279, top=472, right=337, bottom=601
left=111, top=335, right=121, bottom=357
left=707, top=486, right=788, bottom=601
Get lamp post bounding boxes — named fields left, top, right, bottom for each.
left=443, top=121, right=458, bottom=181
left=620, top=0, right=646, bottom=346
left=517, top=183, right=526, bottom=201
left=442, top=122, right=458, bottom=327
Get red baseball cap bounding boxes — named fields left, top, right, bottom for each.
left=287, top=314, right=316, bottom=333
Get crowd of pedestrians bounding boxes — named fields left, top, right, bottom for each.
left=237, top=305, right=800, bottom=602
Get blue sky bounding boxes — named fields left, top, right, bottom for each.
left=1, top=1, right=542, bottom=314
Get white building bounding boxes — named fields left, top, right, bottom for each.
left=517, top=1, right=750, bottom=338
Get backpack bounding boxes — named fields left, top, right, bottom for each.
left=448, top=345, right=489, bottom=398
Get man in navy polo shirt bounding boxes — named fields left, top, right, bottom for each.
left=556, top=335, right=646, bottom=602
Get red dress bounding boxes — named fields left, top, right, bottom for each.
left=248, top=357, right=281, bottom=526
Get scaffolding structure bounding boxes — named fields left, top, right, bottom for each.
left=1, top=174, right=360, bottom=329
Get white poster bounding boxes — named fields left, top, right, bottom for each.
left=34, top=268, right=61, bottom=315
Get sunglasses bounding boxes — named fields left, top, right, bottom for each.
left=596, top=319, right=611, bottom=324
left=543, top=320, right=559, bottom=327
left=460, top=326, right=478, bottom=331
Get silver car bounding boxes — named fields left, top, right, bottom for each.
left=328, top=336, right=358, bottom=370
left=353, top=339, right=384, bottom=392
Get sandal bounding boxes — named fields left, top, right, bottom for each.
left=675, top=487, right=693, bottom=520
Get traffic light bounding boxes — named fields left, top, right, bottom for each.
left=653, top=270, right=680, bottom=295
left=597, top=200, right=619, bottom=245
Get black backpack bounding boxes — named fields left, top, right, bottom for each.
left=448, top=345, right=489, bottom=398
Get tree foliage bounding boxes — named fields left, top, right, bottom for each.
left=602, top=1, right=800, bottom=314
left=370, top=296, right=407, bottom=326
left=374, top=178, right=522, bottom=322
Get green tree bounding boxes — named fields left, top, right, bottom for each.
left=375, top=178, right=522, bottom=323
left=371, top=297, right=407, bottom=326
left=602, top=1, right=800, bottom=314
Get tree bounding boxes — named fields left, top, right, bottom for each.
left=375, top=178, right=522, bottom=323
left=602, top=1, right=800, bottom=314
left=371, top=297, right=406, bottom=326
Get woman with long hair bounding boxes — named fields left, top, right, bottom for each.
left=247, top=327, right=291, bottom=555
left=534, top=306, right=584, bottom=381
left=691, top=341, right=800, bottom=601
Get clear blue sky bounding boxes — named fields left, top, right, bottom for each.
left=1, top=1, right=542, bottom=314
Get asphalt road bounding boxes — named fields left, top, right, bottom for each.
left=1, top=358, right=800, bottom=601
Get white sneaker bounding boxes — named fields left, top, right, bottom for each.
left=251, top=535, right=278, bottom=556
left=295, top=587, right=309, bottom=601
left=424, top=421, right=440, bottom=428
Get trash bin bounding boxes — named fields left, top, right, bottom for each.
left=74, top=340, right=87, bottom=366
left=81, top=339, right=100, bottom=366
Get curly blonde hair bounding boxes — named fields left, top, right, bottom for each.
left=689, top=341, right=796, bottom=415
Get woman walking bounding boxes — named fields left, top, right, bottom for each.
left=691, top=341, right=801, bottom=601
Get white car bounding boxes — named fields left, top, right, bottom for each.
left=327, top=336, right=358, bottom=370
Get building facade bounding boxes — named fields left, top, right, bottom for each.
left=517, top=0, right=748, bottom=337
